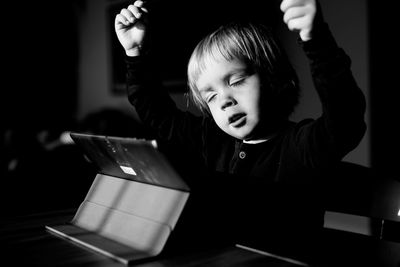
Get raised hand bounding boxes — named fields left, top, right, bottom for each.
left=280, top=0, right=317, bottom=41
left=114, top=0, right=148, bottom=56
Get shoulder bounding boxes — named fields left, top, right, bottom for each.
left=280, top=119, right=315, bottom=138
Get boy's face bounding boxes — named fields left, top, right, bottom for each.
left=196, top=58, right=263, bottom=141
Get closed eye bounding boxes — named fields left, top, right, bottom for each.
left=199, top=87, right=216, bottom=104
left=229, top=78, right=245, bottom=87
left=206, top=93, right=217, bottom=103
left=228, top=74, right=249, bottom=87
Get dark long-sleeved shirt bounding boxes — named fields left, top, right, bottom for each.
left=124, top=22, right=366, bottom=261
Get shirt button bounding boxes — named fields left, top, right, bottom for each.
left=239, top=151, right=246, bottom=159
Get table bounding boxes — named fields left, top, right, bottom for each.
left=1, top=209, right=399, bottom=267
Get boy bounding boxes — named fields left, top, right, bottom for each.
left=114, top=0, right=366, bottom=262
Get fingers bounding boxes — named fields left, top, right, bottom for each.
left=282, top=6, right=306, bottom=25
left=280, top=0, right=316, bottom=33
left=114, top=0, right=148, bottom=27
left=286, top=16, right=310, bottom=32
left=280, top=0, right=316, bottom=15
left=280, top=0, right=306, bottom=13
left=128, top=1, right=149, bottom=19
left=133, top=0, right=148, bottom=13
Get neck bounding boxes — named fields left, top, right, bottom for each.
left=243, top=120, right=288, bottom=144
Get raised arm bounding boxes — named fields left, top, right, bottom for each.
left=114, top=1, right=209, bottom=156
left=281, top=0, right=366, bottom=164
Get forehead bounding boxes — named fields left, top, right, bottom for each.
left=196, top=57, right=248, bottom=91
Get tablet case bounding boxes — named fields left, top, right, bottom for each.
left=46, top=133, right=190, bottom=264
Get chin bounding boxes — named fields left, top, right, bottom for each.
left=230, top=129, right=254, bottom=140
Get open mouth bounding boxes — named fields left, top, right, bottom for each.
left=229, top=113, right=246, bottom=127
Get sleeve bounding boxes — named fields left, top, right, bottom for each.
left=125, top=55, right=208, bottom=151
left=294, top=21, right=367, bottom=167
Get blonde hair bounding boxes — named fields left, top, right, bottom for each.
left=187, top=22, right=299, bottom=117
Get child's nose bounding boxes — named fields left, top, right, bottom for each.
left=220, top=96, right=237, bottom=110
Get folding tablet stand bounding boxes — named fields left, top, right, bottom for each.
left=46, top=173, right=189, bottom=264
